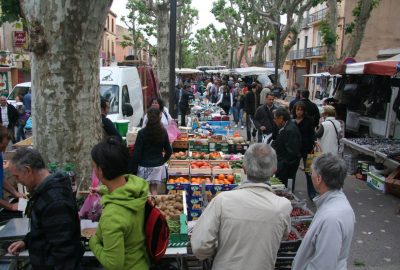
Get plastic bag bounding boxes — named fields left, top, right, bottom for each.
left=79, top=193, right=102, bottom=222
left=25, top=117, right=32, bottom=129
left=166, top=121, right=180, bottom=143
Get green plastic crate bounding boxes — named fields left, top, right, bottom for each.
left=168, top=214, right=189, bottom=248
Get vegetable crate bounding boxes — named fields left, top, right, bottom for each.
left=278, top=228, right=302, bottom=253
left=209, top=142, right=229, bottom=153
left=168, top=214, right=189, bottom=248
left=168, top=160, right=190, bottom=175
left=172, top=140, right=189, bottom=150
left=210, top=161, right=233, bottom=175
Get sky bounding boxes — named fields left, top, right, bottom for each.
left=110, top=0, right=224, bottom=31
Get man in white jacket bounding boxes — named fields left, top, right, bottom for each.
left=292, top=153, right=355, bottom=270
left=191, top=143, right=292, bottom=270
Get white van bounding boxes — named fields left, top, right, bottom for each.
left=100, top=66, right=143, bottom=129
left=7, top=82, right=31, bottom=106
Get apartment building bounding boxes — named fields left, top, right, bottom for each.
left=100, top=11, right=117, bottom=66
left=284, top=0, right=400, bottom=95
left=0, top=20, right=30, bottom=95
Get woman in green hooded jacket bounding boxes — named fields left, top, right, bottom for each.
left=89, top=138, right=149, bottom=270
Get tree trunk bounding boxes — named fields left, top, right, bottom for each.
left=342, top=0, right=377, bottom=58
left=326, top=0, right=338, bottom=66
left=20, top=0, right=110, bottom=188
left=157, top=5, right=170, bottom=103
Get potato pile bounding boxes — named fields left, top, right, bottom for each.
left=151, top=194, right=184, bottom=220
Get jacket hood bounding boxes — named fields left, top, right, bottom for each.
left=101, top=175, right=148, bottom=213
left=32, top=171, right=71, bottom=198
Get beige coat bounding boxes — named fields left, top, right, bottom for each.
left=191, top=182, right=292, bottom=270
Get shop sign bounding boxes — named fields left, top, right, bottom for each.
left=13, top=31, right=27, bottom=48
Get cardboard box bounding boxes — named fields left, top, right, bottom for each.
left=386, top=167, right=400, bottom=198
left=367, top=172, right=386, bottom=193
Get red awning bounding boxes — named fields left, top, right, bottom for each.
left=363, top=60, right=399, bottom=76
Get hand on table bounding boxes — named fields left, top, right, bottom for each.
left=8, top=241, right=26, bottom=255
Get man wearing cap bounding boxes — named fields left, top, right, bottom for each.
left=316, top=105, right=342, bottom=155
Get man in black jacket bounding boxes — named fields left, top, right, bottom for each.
left=300, top=90, right=320, bottom=128
left=254, top=93, right=278, bottom=143
left=0, top=96, right=18, bottom=143
left=244, top=83, right=258, bottom=142
left=272, top=108, right=301, bottom=190
left=179, top=84, right=194, bottom=126
left=8, top=148, right=84, bottom=270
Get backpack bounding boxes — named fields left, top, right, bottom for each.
left=144, top=199, right=170, bottom=263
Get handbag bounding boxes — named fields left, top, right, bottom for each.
left=24, top=116, right=32, bottom=129
left=305, top=143, right=322, bottom=173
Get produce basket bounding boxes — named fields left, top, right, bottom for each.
left=292, top=219, right=312, bottom=238
left=274, top=190, right=301, bottom=204
left=170, top=151, right=189, bottom=160
left=290, top=202, right=314, bottom=220
left=278, top=229, right=302, bottom=253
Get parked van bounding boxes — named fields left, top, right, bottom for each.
left=7, top=82, right=31, bottom=105
left=100, top=66, right=143, bottom=129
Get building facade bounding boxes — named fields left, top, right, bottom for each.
left=100, top=11, right=117, bottom=66
left=284, top=0, right=400, bottom=96
left=0, top=20, right=30, bottom=94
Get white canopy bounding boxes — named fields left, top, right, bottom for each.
left=175, top=68, right=203, bottom=74
left=303, top=72, right=342, bottom=78
left=220, top=67, right=282, bottom=76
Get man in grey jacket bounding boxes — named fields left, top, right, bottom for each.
left=191, top=143, right=292, bottom=270
left=292, top=153, right=355, bottom=270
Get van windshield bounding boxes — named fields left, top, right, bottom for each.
left=100, top=85, right=119, bottom=114
left=8, top=86, right=30, bottom=100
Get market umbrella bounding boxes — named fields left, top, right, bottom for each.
left=363, top=60, right=399, bottom=76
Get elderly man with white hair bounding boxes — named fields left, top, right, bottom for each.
left=292, top=153, right=355, bottom=270
left=191, top=143, right=292, bottom=270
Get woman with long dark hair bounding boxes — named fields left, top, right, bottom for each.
left=129, top=108, right=172, bottom=195
left=293, top=101, right=317, bottom=200
left=142, top=97, right=172, bottom=129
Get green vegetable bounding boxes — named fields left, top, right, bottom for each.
left=167, top=219, right=180, bottom=234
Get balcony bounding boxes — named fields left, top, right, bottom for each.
left=309, top=8, right=327, bottom=24
left=305, top=46, right=326, bottom=58
left=301, top=17, right=310, bottom=29
left=287, top=49, right=306, bottom=60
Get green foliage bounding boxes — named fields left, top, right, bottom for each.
left=345, top=22, right=355, bottom=34
left=0, top=0, right=21, bottom=25
left=320, top=20, right=337, bottom=46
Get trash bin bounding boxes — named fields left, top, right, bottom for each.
left=115, top=120, right=130, bottom=137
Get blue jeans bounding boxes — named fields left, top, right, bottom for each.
left=232, top=106, right=239, bottom=124
left=16, top=124, right=26, bottom=142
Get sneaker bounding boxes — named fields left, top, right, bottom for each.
left=234, top=124, right=238, bottom=128
left=241, top=125, right=244, bottom=129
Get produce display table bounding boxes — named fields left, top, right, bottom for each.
left=342, top=138, right=400, bottom=169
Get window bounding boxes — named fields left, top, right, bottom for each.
left=112, top=19, right=114, bottom=33
left=121, top=85, right=130, bottom=106
left=100, top=85, right=119, bottom=114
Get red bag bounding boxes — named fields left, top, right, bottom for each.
left=144, top=199, right=169, bottom=263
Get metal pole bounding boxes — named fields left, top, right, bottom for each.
left=169, top=0, right=177, bottom=119
left=274, top=23, right=280, bottom=86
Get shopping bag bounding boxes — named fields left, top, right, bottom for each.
left=24, top=117, right=32, bottom=130
left=166, top=121, right=181, bottom=143
left=305, top=143, right=322, bottom=173
left=79, top=193, right=102, bottom=221
left=262, top=133, right=273, bottom=145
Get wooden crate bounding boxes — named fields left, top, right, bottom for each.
left=168, top=160, right=190, bottom=175
left=210, top=161, right=233, bottom=175
left=172, top=140, right=189, bottom=149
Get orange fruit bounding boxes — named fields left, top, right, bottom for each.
left=218, top=174, right=225, bottom=180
